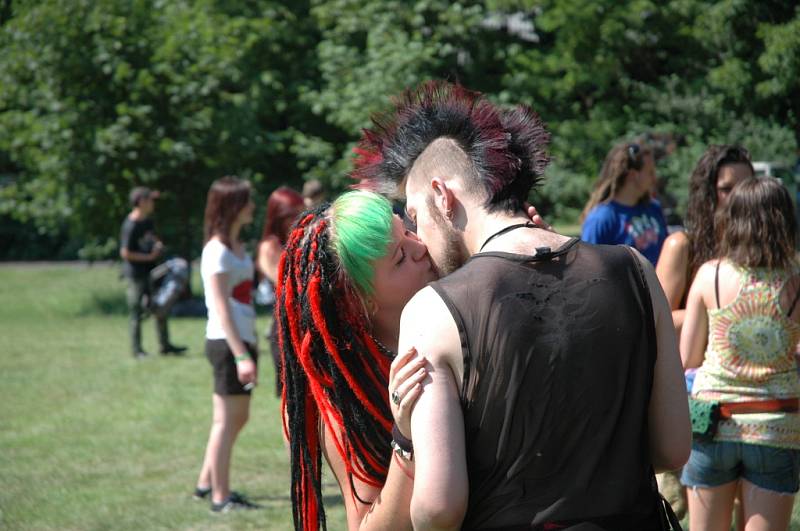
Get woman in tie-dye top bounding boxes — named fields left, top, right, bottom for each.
left=680, top=176, right=800, bottom=531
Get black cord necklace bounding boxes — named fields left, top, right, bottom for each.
left=479, top=222, right=535, bottom=252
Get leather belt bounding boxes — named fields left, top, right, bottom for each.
left=719, top=398, right=799, bottom=419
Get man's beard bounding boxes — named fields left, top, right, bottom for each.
left=427, top=196, right=467, bottom=276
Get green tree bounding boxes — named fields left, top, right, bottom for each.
left=0, top=0, right=318, bottom=258
left=2, top=0, right=799, bottom=260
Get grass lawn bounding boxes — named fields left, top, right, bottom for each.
left=3, top=263, right=800, bottom=530
left=0, top=262, right=345, bottom=530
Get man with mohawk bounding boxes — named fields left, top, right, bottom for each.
left=354, top=81, right=690, bottom=530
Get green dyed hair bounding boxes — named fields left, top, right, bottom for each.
left=330, top=190, right=394, bottom=296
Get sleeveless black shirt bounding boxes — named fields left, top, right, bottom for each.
left=429, top=240, right=662, bottom=530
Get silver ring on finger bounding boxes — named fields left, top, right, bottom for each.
left=391, top=389, right=401, bottom=406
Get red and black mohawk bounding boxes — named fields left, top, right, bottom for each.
left=276, top=205, right=394, bottom=531
left=352, top=80, right=551, bottom=213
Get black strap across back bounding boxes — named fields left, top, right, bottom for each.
left=714, top=261, right=800, bottom=317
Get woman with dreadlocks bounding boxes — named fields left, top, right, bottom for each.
left=277, top=185, right=550, bottom=530
left=277, top=189, right=434, bottom=530
left=278, top=188, right=550, bottom=529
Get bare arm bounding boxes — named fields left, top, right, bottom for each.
left=680, top=263, right=712, bottom=370
left=256, top=237, right=282, bottom=284
left=208, top=271, right=256, bottom=385
left=321, top=424, right=416, bottom=531
left=120, top=242, right=162, bottom=263
left=400, top=287, right=467, bottom=531
left=635, top=250, right=691, bottom=472
left=655, top=232, right=689, bottom=337
left=318, top=350, right=427, bottom=531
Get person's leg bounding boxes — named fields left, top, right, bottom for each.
left=739, top=444, right=799, bottom=530
left=155, top=313, right=170, bottom=352
left=147, top=275, right=171, bottom=352
left=740, top=480, right=794, bottom=531
left=126, top=277, right=146, bottom=356
left=682, top=439, right=742, bottom=531
left=687, top=480, right=738, bottom=531
left=196, top=394, right=216, bottom=491
left=202, top=393, right=251, bottom=504
left=733, top=482, right=745, bottom=531
left=150, top=275, right=186, bottom=354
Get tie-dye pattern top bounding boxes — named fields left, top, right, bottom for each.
left=692, top=263, right=800, bottom=449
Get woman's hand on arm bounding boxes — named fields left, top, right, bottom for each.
left=208, top=271, right=256, bottom=386
left=389, top=347, right=427, bottom=439
left=329, top=347, right=428, bottom=530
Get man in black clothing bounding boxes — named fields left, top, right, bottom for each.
left=120, top=186, right=186, bottom=358
left=354, top=82, right=690, bottom=530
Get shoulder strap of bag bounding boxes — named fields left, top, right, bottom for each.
left=787, top=280, right=800, bottom=318
left=659, top=494, right=684, bottom=531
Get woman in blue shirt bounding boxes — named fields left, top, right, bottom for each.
left=580, top=142, right=668, bottom=265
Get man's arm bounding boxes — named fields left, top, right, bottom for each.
left=119, top=221, right=162, bottom=263
left=399, top=287, right=467, bottom=531
left=120, top=243, right=162, bottom=263
left=635, top=250, right=691, bottom=472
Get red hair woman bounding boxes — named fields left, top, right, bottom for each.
left=257, top=186, right=305, bottom=396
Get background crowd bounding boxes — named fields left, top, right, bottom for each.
left=121, top=116, right=800, bottom=530
left=4, top=1, right=800, bottom=530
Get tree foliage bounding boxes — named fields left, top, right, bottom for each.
left=1, top=0, right=798, bottom=259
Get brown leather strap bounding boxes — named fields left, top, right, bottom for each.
left=719, top=398, right=799, bottom=419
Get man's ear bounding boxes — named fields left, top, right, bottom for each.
left=431, top=177, right=455, bottom=220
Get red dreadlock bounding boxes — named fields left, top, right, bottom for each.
left=276, top=205, right=394, bottom=531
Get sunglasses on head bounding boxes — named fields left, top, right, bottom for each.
left=627, top=143, right=643, bottom=170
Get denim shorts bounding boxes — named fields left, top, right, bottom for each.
left=681, top=439, right=800, bottom=494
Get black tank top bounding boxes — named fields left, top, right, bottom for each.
left=430, top=240, right=662, bottom=530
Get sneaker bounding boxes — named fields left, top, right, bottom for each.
left=160, top=344, right=187, bottom=355
left=134, top=350, right=150, bottom=359
left=193, top=486, right=211, bottom=500
left=192, top=487, right=245, bottom=502
left=210, top=493, right=261, bottom=513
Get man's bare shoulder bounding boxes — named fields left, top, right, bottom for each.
left=400, top=286, right=456, bottom=344
left=399, top=286, right=462, bottom=380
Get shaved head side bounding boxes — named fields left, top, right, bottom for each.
left=407, top=137, right=483, bottom=198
